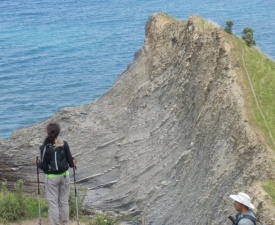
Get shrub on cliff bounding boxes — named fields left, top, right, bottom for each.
left=242, top=27, right=256, bottom=46
left=224, top=20, right=234, bottom=34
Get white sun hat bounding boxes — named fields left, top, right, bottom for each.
left=229, top=192, right=255, bottom=209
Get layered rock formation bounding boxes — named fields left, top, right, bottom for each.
left=1, top=13, right=275, bottom=224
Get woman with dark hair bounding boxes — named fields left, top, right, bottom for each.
left=36, top=123, right=76, bottom=225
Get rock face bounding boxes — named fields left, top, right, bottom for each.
left=1, top=13, right=275, bottom=224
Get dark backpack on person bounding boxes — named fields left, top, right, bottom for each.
left=236, top=214, right=256, bottom=225
left=47, top=144, right=69, bottom=174
left=228, top=213, right=265, bottom=225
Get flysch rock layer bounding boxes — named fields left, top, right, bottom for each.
left=1, top=13, right=275, bottom=224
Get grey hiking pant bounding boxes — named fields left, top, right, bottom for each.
left=45, top=173, right=70, bottom=225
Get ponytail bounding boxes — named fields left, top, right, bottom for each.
left=43, top=123, right=60, bottom=145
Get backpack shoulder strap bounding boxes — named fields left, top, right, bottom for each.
left=41, top=144, right=52, bottom=162
left=236, top=214, right=256, bottom=225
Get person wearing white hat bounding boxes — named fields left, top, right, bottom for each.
left=229, top=192, right=257, bottom=225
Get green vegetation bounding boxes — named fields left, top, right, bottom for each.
left=224, top=20, right=233, bottom=34
left=242, top=27, right=256, bottom=46
left=88, top=213, right=119, bottom=225
left=231, top=35, right=275, bottom=150
left=262, top=181, right=275, bottom=203
left=226, top=26, right=275, bottom=205
left=70, top=187, right=134, bottom=225
left=0, top=180, right=48, bottom=224
left=0, top=180, right=86, bottom=224
left=0, top=180, right=136, bottom=224
left=222, top=20, right=275, bottom=150
left=223, top=20, right=255, bottom=45
left=69, top=186, right=87, bottom=219
left=84, top=212, right=138, bottom=225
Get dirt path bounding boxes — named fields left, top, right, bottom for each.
left=0, top=218, right=48, bottom=225
left=1, top=220, right=131, bottom=225
left=1, top=218, right=87, bottom=225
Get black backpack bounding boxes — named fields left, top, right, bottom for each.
left=46, top=144, right=69, bottom=174
left=236, top=214, right=256, bottom=225
left=228, top=213, right=264, bottom=225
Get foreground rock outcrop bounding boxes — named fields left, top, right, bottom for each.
left=1, top=13, right=275, bottom=224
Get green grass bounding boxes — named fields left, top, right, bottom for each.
left=86, top=213, right=119, bottom=225
left=0, top=180, right=87, bottom=224
left=0, top=180, right=136, bottom=225
left=81, top=212, right=139, bottom=225
left=262, top=181, right=275, bottom=204
left=0, top=180, right=48, bottom=224
left=226, top=30, right=275, bottom=206
left=231, top=35, right=275, bottom=150
left=69, top=186, right=87, bottom=219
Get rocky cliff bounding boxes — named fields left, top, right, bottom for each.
left=1, top=13, right=275, bottom=224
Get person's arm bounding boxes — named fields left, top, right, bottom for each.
left=64, top=141, right=75, bottom=168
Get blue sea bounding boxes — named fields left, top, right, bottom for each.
left=1, top=0, right=275, bottom=139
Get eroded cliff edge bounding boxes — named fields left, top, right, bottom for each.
left=1, top=13, right=275, bottom=224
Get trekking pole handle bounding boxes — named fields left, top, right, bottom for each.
left=228, top=216, right=236, bottom=225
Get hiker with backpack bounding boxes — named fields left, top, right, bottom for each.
left=35, top=123, right=76, bottom=225
left=228, top=192, right=260, bottom=225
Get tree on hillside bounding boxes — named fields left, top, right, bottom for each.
left=242, top=27, right=256, bottom=47
left=224, top=20, right=233, bottom=34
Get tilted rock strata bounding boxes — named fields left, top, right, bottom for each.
left=1, top=13, right=275, bottom=224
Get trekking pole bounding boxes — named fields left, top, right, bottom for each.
left=228, top=216, right=236, bottom=225
left=36, top=156, right=42, bottom=225
left=73, top=166, right=79, bottom=225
